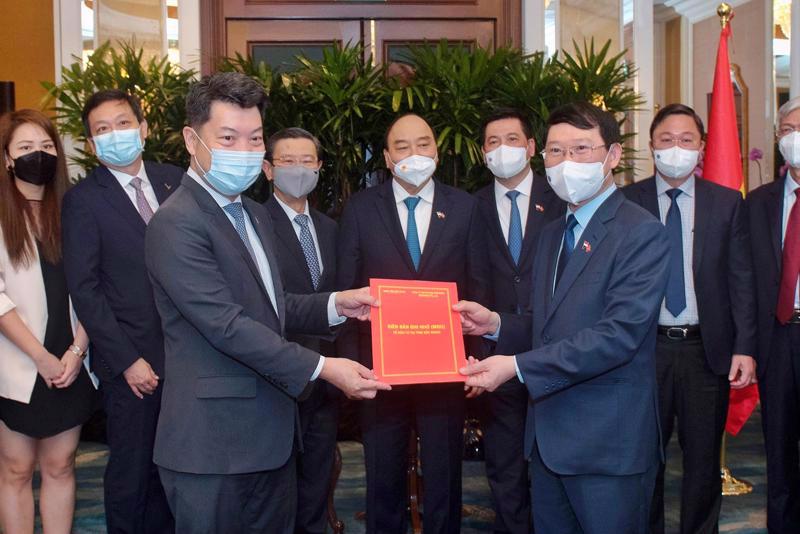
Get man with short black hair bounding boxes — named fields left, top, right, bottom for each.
left=474, top=107, right=564, bottom=534
left=456, top=101, right=670, bottom=533
left=63, top=88, right=182, bottom=534
left=262, top=127, right=339, bottom=534
left=624, top=103, right=756, bottom=534
left=144, top=72, right=390, bottom=533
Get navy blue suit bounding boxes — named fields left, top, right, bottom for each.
left=62, top=162, right=182, bottom=534
left=497, top=189, right=669, bottom=533
left=474, top=175, right=564, bottom=534
left=337, top=178, right=490, bottom=534
left=748, top=176, right=800, bottom=533
left=264, top=196, right=340, bottom=534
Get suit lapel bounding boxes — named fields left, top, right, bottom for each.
left=638, top=178, right=660, bottom=220
left=266, top=198, right=314, bottom=291
left=376, top=180, right=417, bottom=272
left=691, top=179, right=712, bottom=277
left=518, top=180, right=555, bottom=267
left=418, top=182, right=451, bottom=273
left=769, top=178, right=785, bottom=272
left=542, top=226, right=560, bottom=314
left=96, top=166, right=147, bottom=235
left=245, top=199, right=285, bottom=330
left=311, top=209, right=336, bottom=288
left=144, top=162, right=175, bottom=205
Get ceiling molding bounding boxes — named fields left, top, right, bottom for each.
left=663, top=0, right=750, bottom=24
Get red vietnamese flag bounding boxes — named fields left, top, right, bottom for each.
left=703, top=14, right=759, bottom=436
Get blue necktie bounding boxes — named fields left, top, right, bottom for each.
left=555, top=214, right=578, bottom=290
left=294, top=214, right=321, bottom=290
left=506, top=190, right=523, bottom=265
left=404, top=197, right=422, bottom=270
left=664, top=189, right=687, bottom=316
left=223, top=202, right=257, bottom=263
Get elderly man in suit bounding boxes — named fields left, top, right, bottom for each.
left=456, top=101, right=670, bottom=534
left=144, top=72, right=390, bottom=534
left=337, top=113, right=490, bottom=534
left=749, top=95, right=800, bottom=533
left=62, top=89, right=183, bottom=534
left=474, top=107, right=565, bottom=534
left=262, top=127, right=340, bottom=534
left=623, top=103, right=756, bottom=534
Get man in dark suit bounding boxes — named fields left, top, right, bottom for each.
left=144, top=72, right=389, bottom=534
left=262, top=127, right=340, bottom=534
left=337, top=113, right=490, bottom=534
left=456, top=102, right=670, bottom=534
left=749, top=95, right=800, bottom=533
left=623, top=104, right=756, bottom=534
left=62, top=89, right=182, bottom=534
left=474, top=108, right=564, bottom=534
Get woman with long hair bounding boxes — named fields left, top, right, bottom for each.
left=0, top=109, right=97, bottom=534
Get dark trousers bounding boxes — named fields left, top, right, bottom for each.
left=361, top=384, right=465, bottom=534
left=481, top=380, right=532, bottom=534
left=295, top=383, right=340, bottom=534
left=760, top=322, right=800, bottom=533
left=530, top=441, right=657, bottom=534
left=159, top=450, right=297, bottom=534
left=650, top=336, right=728, bottom=534
left=103, top=376, right=173, bottom=534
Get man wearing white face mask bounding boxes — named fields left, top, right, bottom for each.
left=623, top=104, right=756, bottom=534
left=474, top=108, right=565, bottom=534
left=144, top=72, right=391, bottom=533
left=337, top=113, right=490, bottom=534
left=455, top=102, right=670, bottom=533
left=262, top=127, right=341, bottom=534
left=749, top=95, right=800, bottom=533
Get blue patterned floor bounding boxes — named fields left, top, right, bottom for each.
left=57, top=409, right=767, bottom=533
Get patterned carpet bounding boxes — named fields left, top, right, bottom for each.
left=47, top=408, right=767, bottom=533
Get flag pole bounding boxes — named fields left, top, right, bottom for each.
left=714, top=3, right=754, bottom=496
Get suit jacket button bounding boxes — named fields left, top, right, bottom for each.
left=514, top=276, right=521, bottom=283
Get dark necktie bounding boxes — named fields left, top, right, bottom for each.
left=664, top=188, right=687, bottom=316
left=506, top=190, right=523, bottom=265
left=777, top=189, right=800, bottom=323
left=404, top=197, right=422, bottom=270
left=294, top=214, right=321, bottom=290
left=554, top=214, right=578, bottom=290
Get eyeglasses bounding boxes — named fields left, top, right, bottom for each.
left=540, top=144, right=609, bottom=162
left=652, top=136, right=701, bottom=150
left=777, top=125, right=800, bottom=138
left=273, top=156, right=318, bottom=167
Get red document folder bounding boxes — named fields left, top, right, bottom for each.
left=370, top=278, right=466, bottom=385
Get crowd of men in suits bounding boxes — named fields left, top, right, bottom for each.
left=55, top=70, right=800, bottom=534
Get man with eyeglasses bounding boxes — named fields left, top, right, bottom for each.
left=623, top=104, right=756, bottom=534
left=749, top=95, right=800, bottom=533
left=261, top=127, right=340, bottom=534
left=455, top=101, right=670, bottom=533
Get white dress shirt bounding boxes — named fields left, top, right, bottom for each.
left=273, top=195, right=324, bottom=274
left=186, top=168, right=344, bottom=381
left=494, top=169, right=533, bottom=243
left=781, top=174, right=800, bottom=308
left=108, top=162, right=159, bottom=214
left=393, top=178, right=435, bottom=251
left=655, top=174, right=700, bottom=326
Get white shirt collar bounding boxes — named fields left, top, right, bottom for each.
left=186, top=167, right=242, bottom=208
left=785, top=172, right=800, bottom=199
left=107, top=161, right=148, bottom=188
left=655, top=173, right=695, bottom=198
left=392, top=177, right=435, bottom=205
left=274, top=193, right=311, bottom=220
left=494, top=168, right=533, bottom=200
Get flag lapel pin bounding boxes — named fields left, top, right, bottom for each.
left=436, top=211, right=446, bottom=219
left=535, top=204, right=544, bottom=212
left=164, top=183, right=172, bottom=190
left=582, top=241, right=591, bottom=253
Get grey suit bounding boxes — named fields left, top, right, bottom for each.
left=145, top=174, right=334, bottom=533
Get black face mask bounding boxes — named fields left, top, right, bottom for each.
left=11, top=151, right=58, bottom=186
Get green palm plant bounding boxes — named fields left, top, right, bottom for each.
left=42, top=41, right=196, bottom=176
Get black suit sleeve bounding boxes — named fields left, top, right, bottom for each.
left=62, top=190, right=140, bottom=376
left=728, top=195, right=758, bottom=357
left=285, top=292, right=333, bottom=335
left=335, top=201, right=362, bottom=362
left=465, top=199, right=491, bottom=306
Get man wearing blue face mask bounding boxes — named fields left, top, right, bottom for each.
left=337, top=113, right=491, bottom=534
left=455, top=102, right=670, bottom=534
left=262, top=127, right=341, bottom=534
left=62, top=89, right=183, bottom=534
left=144, top=72, right=391, bottom=534
left=623, top=104, right=756, bottom=534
